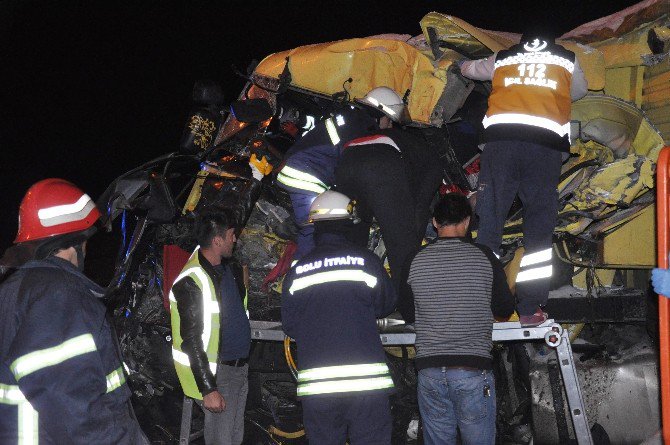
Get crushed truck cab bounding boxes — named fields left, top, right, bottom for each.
left=104, top=1, right=670, bottom=443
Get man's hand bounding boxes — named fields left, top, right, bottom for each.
left=203, top=390, right=226, bottom=413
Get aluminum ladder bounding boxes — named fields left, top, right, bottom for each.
left=250, top=319, right=594, bottom=445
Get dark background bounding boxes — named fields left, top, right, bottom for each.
left=1, top=0, right=641, bottom=251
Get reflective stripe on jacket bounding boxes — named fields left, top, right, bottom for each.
left=485, top=40, right=576, bottom=137
left=0, top=257, right=140, bottom=444
left=281, top=233, right=398, bottom=398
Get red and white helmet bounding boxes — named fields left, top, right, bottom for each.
left=15, top=178, right=101, bottom=243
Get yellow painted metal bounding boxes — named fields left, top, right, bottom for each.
left=592, top=16, right=669, bottom=68
left=182, top=171, right=209, bottom=214
left=254, top=38, right=446, bottom=125
left=643, top=56, right=670, bottom=144
left=604, top=66, right=645, bottom=106
left=419, top=12, right=605, bottom=91
left=601, top=204, right=656, bottom=267
left=571, top=95, right=665, bottom=160
left=503, top=246, right=524, bottom=296
left=419, top=12, right=510, bottom=56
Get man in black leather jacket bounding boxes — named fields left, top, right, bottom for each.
left=170, top=210, right=250, bottom=445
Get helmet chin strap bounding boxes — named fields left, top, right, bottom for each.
left=74, top=244, right=86, bottom=272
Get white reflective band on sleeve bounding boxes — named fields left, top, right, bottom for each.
left=19, top=400, right=38, bottom=445
left=302, top=115, right=316, bottom=131
left=289, top=269, right=378, bottom=294
left=520, top=248, right=552, bottom=268
left=105, top=367, right=126, bottom=393
left=0, top=384, right=25, bottom=404
left=279, top=166, right=328, bottom=186
left=298, top=363, right=390, bottom=382
left=494, top=52, right=575, bottom=73
left=0, top=384, right=39, bottom=443
left=0, top=384, right=38, bottom=444
left=516, top=265, right=553, bottom=283
left=277, top=174, right=329, bottom=194
left=297, top=376, right=395, bottom=396
left=172, top=348, right=217, bottom=374
left=11, top=333, right=97, bottom=380
left=483, top=113, right=570, bottom=137
left=325, top=118, right=340, bottom=145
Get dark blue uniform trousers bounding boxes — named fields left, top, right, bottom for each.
left=301, top=392, right=392, bottom=445
left=288, top=190, right=319, bottom=261
left=475, top=140, right=563, bottom=316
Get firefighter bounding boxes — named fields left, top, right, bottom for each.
left=459, top=28, right=588, bottom=326
left=275, top=107, right=377, bottom=262
left=336, top=87, right=443, bottom=322
left=281, top=190, right=397, bottom=445
left=0, top=178, right=147, bottom=444
left=169, top=210, right=250, bottom=445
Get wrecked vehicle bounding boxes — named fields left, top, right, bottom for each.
left=102, top=0, right=670, bottom=443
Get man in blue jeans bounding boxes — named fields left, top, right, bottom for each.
left=404, top=193, right=514, bottom=444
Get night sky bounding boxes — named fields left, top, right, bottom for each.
left=1, top=0, right=642, bottom=250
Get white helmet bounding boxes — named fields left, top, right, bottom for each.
left=308, top=190, right=359, bottom=223
left=358, top=87, right=406, bottom=123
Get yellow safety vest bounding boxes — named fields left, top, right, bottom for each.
left=169, top=247, right=221, bottom=400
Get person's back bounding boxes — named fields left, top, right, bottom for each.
left=406, top=193, right=513, bottom=445
left=459, top=30, right=587, bottom=326
left=276, top=108, right=376, bottom=261
left=411, top=238, right=500, bottom=366
left=283, top=235, right=394, bottom=372
left=460, top=30, right=587, bottom=151
left=281, top=190, right=397, bottom=445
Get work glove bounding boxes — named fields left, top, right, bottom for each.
left=652, top=266, right=670, bottom=297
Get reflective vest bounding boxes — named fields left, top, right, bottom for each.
left=169, top=247, right=221, bottom=400
left=485, top=40, right=576, bottom=137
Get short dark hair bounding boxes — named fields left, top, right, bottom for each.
left=194, top=209, right=236, bottom=247
left=433, top=193, right=472, bottom=226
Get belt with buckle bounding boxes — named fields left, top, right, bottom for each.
left=221, top=358, right=248, bottom=367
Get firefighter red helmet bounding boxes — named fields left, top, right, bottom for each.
left=15, top=178, right=101, bottom=243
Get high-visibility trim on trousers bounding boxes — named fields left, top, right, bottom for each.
left=172, top=348, right=217, bottom=374
left=520, top=247, right=552, bottom=268
left=289, top=269, right=378, bottom=294
left=0, top=384, right=39, bottom=445
left=298, top=363, right=390, bottom=382
left=297, top=376, right=395, bottom=396
left=10, top=333, right=97, bottom=380
left=516, top=265, right=553, bottom=283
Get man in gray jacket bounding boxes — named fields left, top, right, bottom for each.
left=405, top=193, right=514, bottom=445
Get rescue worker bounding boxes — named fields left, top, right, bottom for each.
left=169, top=210, right=250, bottom=445
left=459, top=28, right=588, bottom=326
left=281, top=190, right=397, bottom=445
left=0, top=178, right=148, bottom=444
left=276, top=106, right=377, bottom=262
left=336, top=87, right=443, bottom=322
